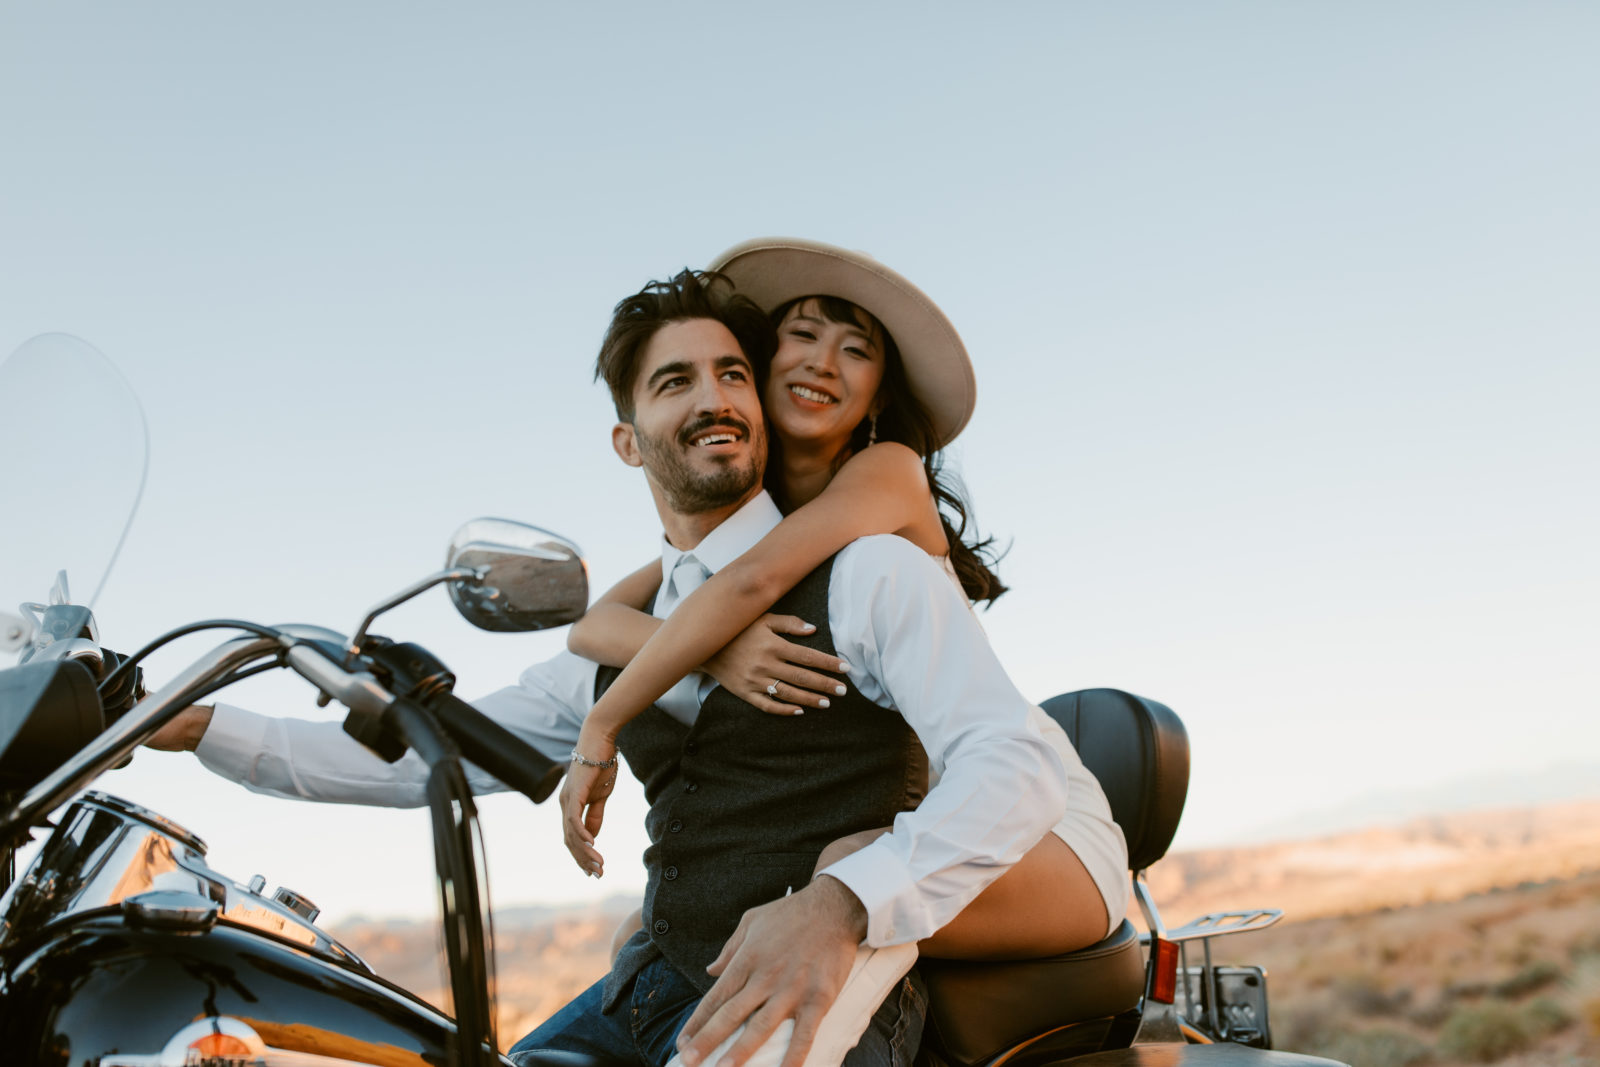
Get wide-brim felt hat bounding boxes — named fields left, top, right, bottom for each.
left=709, top=237, right=976, bottom=449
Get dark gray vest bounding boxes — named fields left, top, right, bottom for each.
left=599, top=555, right=927, bottom=1010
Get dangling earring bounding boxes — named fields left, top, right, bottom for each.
left=867, top=414, right=879, bottom=447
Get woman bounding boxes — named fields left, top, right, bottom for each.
left=560, top=238, right=1129, bottom=962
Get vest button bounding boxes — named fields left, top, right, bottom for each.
left=654, top=919, right=670, bottom=935
left=685, top=781, right=698, bottom=793
left=668, top=819, right=683, bottom=834
left=664, top=866, right=679, bottom=880
left=685, top=741, right=698, bottom=754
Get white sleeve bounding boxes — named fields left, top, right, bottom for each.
left=817, top=536, right=1070, bottom=946
left=195, top=651, right=597, bottom=807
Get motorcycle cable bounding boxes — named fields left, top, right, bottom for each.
left=354, top=639, right=504, bottom=1066
left=429, top=761, right=497, bottom=1067
left=95, top=619, right=284, bottom=699
left=383, top=695, right=499, bottom=1067
left=168, top=657, right=286, bottom=707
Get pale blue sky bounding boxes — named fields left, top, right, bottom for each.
left=3, top=4, right=1596, bottom=920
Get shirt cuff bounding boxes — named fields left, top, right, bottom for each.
left=195, top=702, right=270, bottom=776
left=818, top=840, right=925, bottom=947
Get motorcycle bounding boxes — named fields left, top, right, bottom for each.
left=0, top=334, right=1347, bottom=1067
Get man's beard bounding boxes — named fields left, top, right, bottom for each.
left=635, top=414, right=767, bottom=514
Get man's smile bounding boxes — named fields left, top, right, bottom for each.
left=680, top=418, right=750, bottom=451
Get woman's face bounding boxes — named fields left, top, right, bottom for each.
left=763, top=299, right=887, bottom=457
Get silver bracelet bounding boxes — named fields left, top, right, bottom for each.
left=570, top=750, right=618, bottom=770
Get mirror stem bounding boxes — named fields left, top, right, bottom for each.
left=344, top=566, right=487, bottom=667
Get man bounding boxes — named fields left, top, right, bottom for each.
left=153, top=268, right=1069, bottom=1067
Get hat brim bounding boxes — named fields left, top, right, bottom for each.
left=709, top=237, right=975, bottom=449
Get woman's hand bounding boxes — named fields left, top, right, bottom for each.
left=704, top=614, right=851, bottom=716
left=560, top=725, right=619, bottom=877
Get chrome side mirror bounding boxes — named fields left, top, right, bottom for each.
left=445, top=519, right=589, bottom=632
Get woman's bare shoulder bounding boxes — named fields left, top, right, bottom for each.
left=835, top=441, right=925, bottom=484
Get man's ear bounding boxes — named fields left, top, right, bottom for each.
left=613, top=422, right=643, bottom=468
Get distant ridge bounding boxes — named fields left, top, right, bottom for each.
left=1147, top=796, right=1600, bottom=923
left=1221, top=762, right=1600, bottom=845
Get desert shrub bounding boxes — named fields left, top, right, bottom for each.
left=1443, top=979, right=1489, bottom=1000
left=1275, top=997, right=1345, bottom=1051
left=1564, top=956, right=1600, bottom=1038
left=1492, top=958, right=1563, bottom=999
left=1522, top=995, right=1573, bottom=1037
left=1312, top=1027, right=1431, bottom=1067
left=1336, top=972, right=1411, bottom=1016
left=1408, top=998, right=1454, bottom=1029
left=1436, top=1002, right=1530, bottom=1063
left=1569, top=929, right=1600, bottom=962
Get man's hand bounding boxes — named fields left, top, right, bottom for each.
left=675, top=875, right=867, bottom=1067
left=145, top=705, right=215, bottom=752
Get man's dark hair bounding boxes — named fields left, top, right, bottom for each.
left=595, top=269, right=776, bottom=421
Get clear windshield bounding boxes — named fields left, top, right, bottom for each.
left=0, top=334, right=148, bottom=667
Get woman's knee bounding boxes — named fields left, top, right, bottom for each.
left=610, top=906, right=644, bottom=962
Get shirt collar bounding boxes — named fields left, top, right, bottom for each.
left=658, top=490, right=783, bottom=579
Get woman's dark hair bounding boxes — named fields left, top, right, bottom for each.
left=769, top=296, right=1008, bottom=605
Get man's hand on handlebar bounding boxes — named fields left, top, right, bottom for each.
left=145, top=705, right=215, bottom=752
left=98, top=648, right=148, bottom=723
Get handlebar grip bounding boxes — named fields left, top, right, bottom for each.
left=421, top=692, right=565, bottom=805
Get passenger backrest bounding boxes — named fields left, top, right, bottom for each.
left=1038, top=689, right=1189, bottom=873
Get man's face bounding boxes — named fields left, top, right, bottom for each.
left=614, top=318, right=768, bottom=515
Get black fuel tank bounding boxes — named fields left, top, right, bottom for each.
left=0, top=908, right=470, bottom=1065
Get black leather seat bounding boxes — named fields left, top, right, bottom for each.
left=918, top=689, right=1190, bottom=1066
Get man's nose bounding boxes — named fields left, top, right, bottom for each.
left=694, top=376, right=739, bottom=415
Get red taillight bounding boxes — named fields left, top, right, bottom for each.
left=1149, top=936, right=1178, bottom=1004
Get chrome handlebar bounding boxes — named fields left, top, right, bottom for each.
left=1, top=633, right=286, bottom=835
left=0, top=624, right=400, bottom=838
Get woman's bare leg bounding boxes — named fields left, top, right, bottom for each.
left=813, top=828, right=1111, bottom=960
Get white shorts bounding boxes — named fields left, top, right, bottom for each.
left=1033, top=706, right=1132, bottom=939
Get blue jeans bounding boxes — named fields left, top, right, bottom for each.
left=508, top=955, right=926, bottom=1067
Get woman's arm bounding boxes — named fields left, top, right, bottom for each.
left=587, top=442, right=933, bottom=742
left=560, top=442, right=939, bottom=873
left=566, top=560, right=664, bottom=668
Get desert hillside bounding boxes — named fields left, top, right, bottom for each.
left=1230, top=870, right=1600, bottom=1065
left=1143, top=798, right=1600, bottom=924
left=329, top=798, right=1600, bottom=1062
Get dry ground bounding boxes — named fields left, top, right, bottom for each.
left=331, top=799, right=1600, bottom=1061
left=1226, top=871, right=1600, bottom=1065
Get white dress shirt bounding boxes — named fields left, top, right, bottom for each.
left=199, top=491, right=1071, bottom=946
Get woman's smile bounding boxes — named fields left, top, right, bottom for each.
left=786, top=382, right=839, bottom=407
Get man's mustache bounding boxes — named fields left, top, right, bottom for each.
left=677, top=415, right=753, bottom=447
